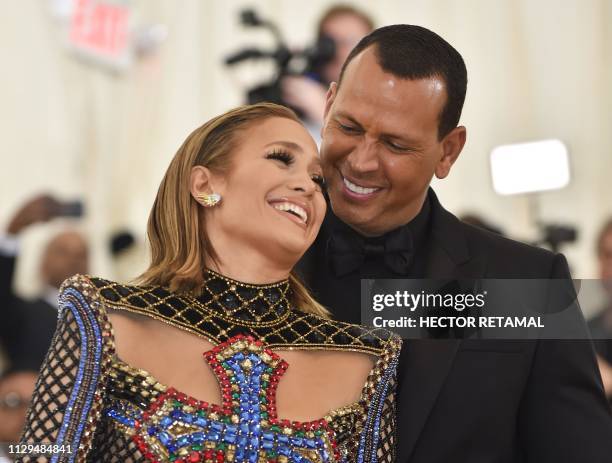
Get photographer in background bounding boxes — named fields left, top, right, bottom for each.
left=281, top=5, right=373, bottom=130
left=589, top=218, right=612, bottom=399
left=0, top=195, right=88, bottom=373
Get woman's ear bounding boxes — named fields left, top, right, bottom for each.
left=190, top=166, right=215, bottom=202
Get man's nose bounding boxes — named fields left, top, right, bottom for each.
left=346, top=140, right=379, bottom=173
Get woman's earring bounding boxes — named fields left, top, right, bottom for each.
left=197, top=193, right=221, bottom=207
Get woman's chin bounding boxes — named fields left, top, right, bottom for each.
left=263, top=235, right=311, bottom=263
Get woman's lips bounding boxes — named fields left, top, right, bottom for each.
left=267, top=199, right=309, bottom=228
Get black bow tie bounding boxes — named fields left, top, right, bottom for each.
left=327, top=226, right=414, bottom=277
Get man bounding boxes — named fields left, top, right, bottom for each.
left=299, top=25, right=612, bottom=461
left=0, top=195, right=89, bottom=372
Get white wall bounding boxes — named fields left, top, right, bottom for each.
left=1, top=0, right=611, bottom=298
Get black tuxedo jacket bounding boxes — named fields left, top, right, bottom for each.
left=298, top=189, right=612, bottom=462
left=0, top=253, right=57, bottom=372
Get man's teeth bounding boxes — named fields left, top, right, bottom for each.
left=343, top=177, right=378, bottom=195
left=273, top=202, right=308, bottom=223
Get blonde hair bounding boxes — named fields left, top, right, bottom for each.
left=137, top=102, right=329, bottom=317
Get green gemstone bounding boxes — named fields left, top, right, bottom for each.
left=232, top=392, right=239, bottom=399
left=262, top=381, right=269, bottom=388
left=261, top=412, right=268, bottom=419
left=173, top=400, right=182, bottom=407
left=267, top=450, right=277, bottom=457
left=169, top=456, right=177, bottom=462
left=192, top=444, right=202, bottom=451
left=198, top=410, right=206, bottom=417
left=217, top=443, right=227, bottom=450
left=270, top=425, right=280, bottom=433
left=315, top=430, right=323, bottom=436
left=296, top=431, right=305, bottom=437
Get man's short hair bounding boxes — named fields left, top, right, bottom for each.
left=338, top=24, right=468, bottom=139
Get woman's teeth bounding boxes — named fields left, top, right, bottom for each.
left=272, top=202, right=308, bottom=223
left=343, top=177, right=379, bottom=194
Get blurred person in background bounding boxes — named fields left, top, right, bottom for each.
left=588, top=218, right=612, bottom=399
left=0, top=370, right=37, bottom=457
left=281, top=4, right=373, bottom=134
left=0, top=195, right=88, bottom=373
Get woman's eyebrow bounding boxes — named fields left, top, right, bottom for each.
left=264, top=140, right=303, bottom=152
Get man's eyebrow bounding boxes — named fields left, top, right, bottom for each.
left=335, top=112, right=420, bottom=144
left=264, top=141, right=303, bottom=152
left=334, top=112, right=363, bottom=128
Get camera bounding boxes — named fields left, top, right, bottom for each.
left=224, top=9, right=335, bottom=116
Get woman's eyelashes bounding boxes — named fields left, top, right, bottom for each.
left=311, top=174, right=326, bottom=190
left=265, top=150, right=294, bottom=165
left=266, top=149, right=325, bottom=191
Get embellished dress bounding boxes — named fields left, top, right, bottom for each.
left=18, top=272, right=401, bottom=463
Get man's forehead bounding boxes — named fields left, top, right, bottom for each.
left=333, top=55, right=445, bottom=136
left=340, top=47, right=446, bottom=98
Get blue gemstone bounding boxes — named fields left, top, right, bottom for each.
left=305, top=439, right=316, bottom=447
left=170, top=409, right=182, bottom=420
left=211, top=422, right=223, bottom=432
left=262, top=432, right=274, bottom=441
left=293, top=438, right=303, bottom=446
left=262, top=441, right=274, bottom=450
left=192, top=432, right=205, bottom=443
left=183, top=414, right=194, bottom=424
left=159, top=431, right=172, bottom=446
left=167, top=443, right=178, bottom=453
left=224, top=434, right=237, bottom=444
left=208, top=432, right=220, bottom=441
left=195, top=417, right=208, bottom=427
left=250, top=437, right=259, bottom=447
left=147, top=426, right=158, bottom=436
left=177, top=436, right=190, bottom=447
left=278, top=435, right=289, bottom=444
left=236, top=448, right=245, bottom=460
left=160, top=417, right=173, bottom=427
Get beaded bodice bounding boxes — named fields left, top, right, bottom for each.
left=18, top=274, right=401, bottom=463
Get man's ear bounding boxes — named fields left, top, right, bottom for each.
left=190, top=166, right=219, bottom=202
left=434, top=126, right=467, bottom=179
left=323, top=82, right=337, bottom=122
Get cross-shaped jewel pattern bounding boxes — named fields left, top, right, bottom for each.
left=107, top=334, right=341, bottom=463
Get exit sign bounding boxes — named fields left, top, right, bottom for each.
left=69, top=0, right=132, bottom=69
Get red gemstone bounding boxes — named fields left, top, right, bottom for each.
left=189, top=451, right=201, bottom=462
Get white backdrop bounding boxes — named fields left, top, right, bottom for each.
left=1, top=0, right=611, bottom=297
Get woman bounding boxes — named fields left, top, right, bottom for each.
left=18, top=103, right=401, bottom=463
